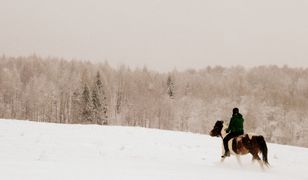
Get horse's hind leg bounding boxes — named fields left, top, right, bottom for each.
left=252, top=154, right=264, bottom=169
left=236, top=155, right=242, bottom=166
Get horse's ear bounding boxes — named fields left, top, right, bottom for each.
left=216, top=120, right=224, bottom=126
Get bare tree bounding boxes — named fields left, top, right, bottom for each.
left=1, top=56, right=308, bottom=147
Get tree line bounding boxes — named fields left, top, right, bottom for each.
left=0, top=55, right=308, bottom=147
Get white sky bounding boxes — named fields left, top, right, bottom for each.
left=1, top=0, right=308, bottom=72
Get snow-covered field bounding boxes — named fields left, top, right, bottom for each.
left=0, top=119, right=307, bottom=180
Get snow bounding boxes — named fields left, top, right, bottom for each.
left=0, top=119, right=307, bottom=180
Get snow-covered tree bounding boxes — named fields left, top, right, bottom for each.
left=167, top=74, right=175, bottom=98
left=81, top=84, right=92, bottom=123
left=1, top=56, right=308, bottom=147
left=92, top=72, right=108, bottom=125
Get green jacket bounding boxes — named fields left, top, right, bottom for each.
left=226, top=113, right=244, bottom=133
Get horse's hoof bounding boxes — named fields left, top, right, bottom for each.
left=221, top=152, right=230, bottom=158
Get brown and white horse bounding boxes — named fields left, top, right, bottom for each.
left=209, top=120, right=269, bottom=168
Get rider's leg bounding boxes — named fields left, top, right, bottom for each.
left=222, top=133, right=234, bottom=157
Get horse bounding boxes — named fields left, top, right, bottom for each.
left=209, top=120, right=269, bottom=168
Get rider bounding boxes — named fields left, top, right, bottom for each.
left=222, top=107, right=244, bottom=158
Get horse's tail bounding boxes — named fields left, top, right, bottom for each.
left=256, top=136, right=269, bottom=166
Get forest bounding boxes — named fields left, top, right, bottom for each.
left=0, top=55, right=308, bottom=147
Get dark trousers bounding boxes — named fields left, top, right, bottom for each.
left=223, top=131, right=244, bottom=153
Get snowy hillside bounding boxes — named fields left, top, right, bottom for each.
left=0, top=119, right=307, bottom=180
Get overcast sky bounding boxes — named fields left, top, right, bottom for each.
left=1, top=0, right=308, bottom=72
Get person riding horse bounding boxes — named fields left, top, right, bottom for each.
left=210, top=119, right=269, bottom=167
left=222, top=107, right=244, bottom=158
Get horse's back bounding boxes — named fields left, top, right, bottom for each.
left=231, top=134, right=250, bottom=155
left=232, top=133, right=267, bottom=155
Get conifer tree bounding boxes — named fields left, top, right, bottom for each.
left=81, top=84, right=92, bottom=123
left=71, top=90, right=81, bottom=123
left=167, top=75, right=175, bottom=98
left=92, top=72, right=108, bottom=125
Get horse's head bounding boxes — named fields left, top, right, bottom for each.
left=209, top=120, right=224, bottom=137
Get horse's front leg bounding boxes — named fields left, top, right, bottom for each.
left=220, top=143, right=226, bottom=162
left=221, top=143, right=225, bottom=157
